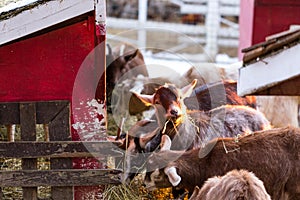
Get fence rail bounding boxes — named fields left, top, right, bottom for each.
left=107, top=0, right=240, bottom=62
left=0, top=101, right=122, bottom=199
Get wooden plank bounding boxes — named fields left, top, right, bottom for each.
left=243, top=31, right=300, bottom=64
left=252, top=75, right=300, bottom=95
left=0, top=101, right=71, bottom=124
left=238, top=44, right=300, bottom=96
left=0, top=141, right=123, bottom=158
left=0, top=0, right=95, bottom=45
left=0, top=169, right=121, bottom=187
left=0, top=103, right=19, bottom=124
left=48, top=103, right=73, bottom=199
left=36, top=101, right=69, bottom=124
left=20, top=103, right=37, bottom=199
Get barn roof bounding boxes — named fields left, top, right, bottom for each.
left=237, top=26, right=300, bottom=96
left=0, top=0, right=105, bottom=46
left=0, top=0, right=51, bottom=21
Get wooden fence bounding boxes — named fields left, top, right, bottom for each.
left=0, top=101, right=122, bottom=199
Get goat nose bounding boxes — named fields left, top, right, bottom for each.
left=170, top=109, right=178, bottom=117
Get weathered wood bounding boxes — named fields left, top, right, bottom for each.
left=0, top=141, right=123, bottom=158
left=0, top=101, right=70, bottom=124
left=0, top=103, right=19, bottom=124
left=20, top=103, right=38, bottom=199
left=243, top=30, right=300, bottom=64
left=0, top=169, right=121, bottom=187
left=48, top=102, right=73, bottom=199
left=36, top=101, right=69, bottom=124
left=0, top=100, right=122, bottom=199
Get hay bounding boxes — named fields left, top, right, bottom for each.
left=102, top=174, right=176, bottom=200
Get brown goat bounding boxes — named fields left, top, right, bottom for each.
left=144, top=126, right=300, bottom=200
left=134, top=79, right=270, bottom=150
left=189, top=169, right=271, bottom=200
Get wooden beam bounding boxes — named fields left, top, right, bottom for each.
left=0, top=169, right=121, bottom=187
left=0, top=0, right=94, bottom=45
left=0, top=141, right=123, bottom=158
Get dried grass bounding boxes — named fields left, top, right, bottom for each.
left=102, top=174, right=176, bottom=200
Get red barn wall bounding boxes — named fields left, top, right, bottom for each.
left=0, top=14, right=104, bottom=103
left=238, top=0, right=300, bottom=59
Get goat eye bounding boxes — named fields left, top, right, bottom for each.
left=155, top=100, right=160, bottom=104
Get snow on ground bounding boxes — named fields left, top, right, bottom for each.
left=143, top=50, right=241, bottom=78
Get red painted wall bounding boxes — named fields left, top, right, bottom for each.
left=238, top=0, right=300, bottom=59
left=0, top=15, right=99, bottom=102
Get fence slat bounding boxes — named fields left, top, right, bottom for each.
left=0, top=169, right=121, bottom=187
left=20, top=103, right=38, bottom=199
left=48, top=103, right=73, bottom=199
left=0, top=141, right=123, bottom=158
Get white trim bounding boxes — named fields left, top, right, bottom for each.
left=0, top=0, right=95, bottom=45
left=0, top=0, right=39, bottom=13
left=95, top=0, right=106, bottom=25
left=237, top=43, right=300, bottom=96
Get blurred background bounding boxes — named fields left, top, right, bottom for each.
left=105, top=0, right=240, bottom=65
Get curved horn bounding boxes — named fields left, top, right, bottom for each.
left=106, top=43, right=112, bottom=55
left=164, top=166, right=181, bottom=187
left=160, top=135, right=172, bottom=151
left=189, top=186, right=200, bottom=200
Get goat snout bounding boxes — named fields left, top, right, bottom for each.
left=170, top=109, right=178, bottom=117
left=167, top=105, right=182, bottom=118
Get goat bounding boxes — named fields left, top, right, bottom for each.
left=144, top=126, right=300, bottom=200
left=256, top=96, right=300, bottom=128
left=95, top=43, right=148, bottom=112
left=189, top=169, right=271, bottom=200
left=115, top=79, right=270, bottom=187
left=184, top=80, right=256, bottom=111
left=133, top=79, right=270, bottom=150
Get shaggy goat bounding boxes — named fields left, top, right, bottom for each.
left=189, top=169, right=271, bottom=200
left=144, top=126, right=300, bottom=200
left=133, top=79, right=270, bottom=150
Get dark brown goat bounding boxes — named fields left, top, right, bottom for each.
left=189, top=169, right=271, bottom=200
left=95, top=43, right=148, bottom=112
left=144, top=127, right=300, bottom=200
left=184, top=80, right=256, bottom=111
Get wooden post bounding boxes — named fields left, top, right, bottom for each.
left=48, top=102, right=73, bottom=199
left=20, top=103, right=37, bottom=199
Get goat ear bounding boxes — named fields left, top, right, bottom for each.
left=181, top=79, right=197, bottom=98
left=132, top=92, right=154, bottom=106
left=164, top=166, right=181, bottom=187
left=124, top=49, right=139, bottom=62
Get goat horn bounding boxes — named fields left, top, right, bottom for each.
left=164, top=166, right=181, bottom=187
left=160, top=135, right=172, bottom=151
left=139, top=127, right=160, bottom=148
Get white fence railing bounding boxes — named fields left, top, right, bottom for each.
left=106, top=0, right=240, bottom=62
